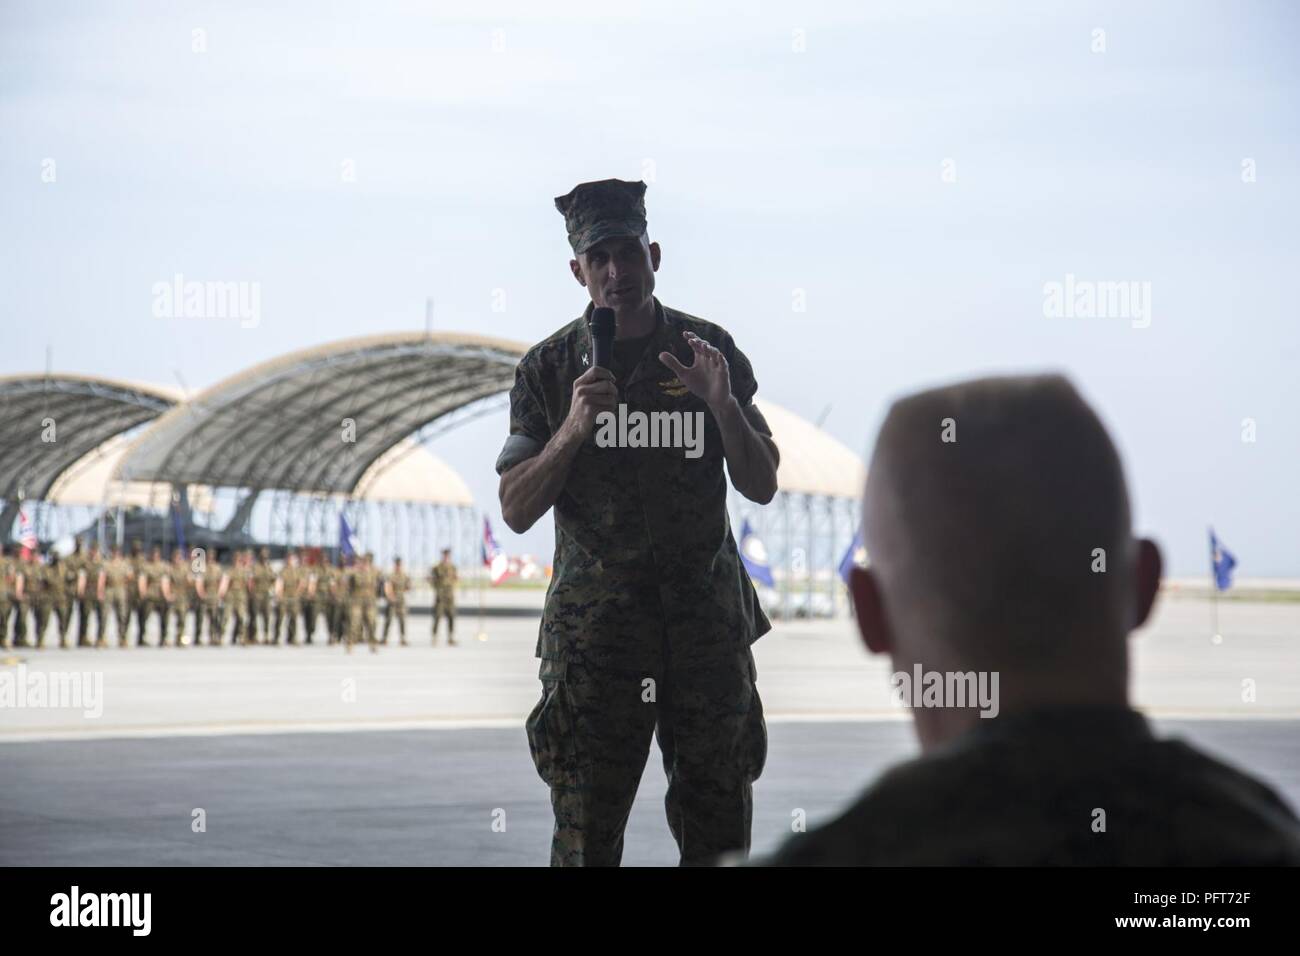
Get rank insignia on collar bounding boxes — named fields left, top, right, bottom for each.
left=659, top=378, right=690, bottom=397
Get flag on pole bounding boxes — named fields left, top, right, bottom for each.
left=339, top=513, right=359, bottom=561
left=1210, top=528, right=1236, bottom=591
left=482, top=517, right=510, bottom=585
left=738, top=519, right=775, bottom=587
left=18, top=507, right=38, bottom=557
left=838, top=529, right=866, bottom=584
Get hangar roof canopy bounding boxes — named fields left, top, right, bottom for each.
left=0, top=374, right=178, bottom=502
left=115, top=332, right=527, bottom=495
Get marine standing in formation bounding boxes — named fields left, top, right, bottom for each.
left=32, top=552, right=63, bottom=648
left=10, top=550, right=32, bottom=647
left=0, top=545, right=14, bottom=648
left=137, top=546, right=166, bottom=646
left=76, top=544, right=105, bottom=647
left=344, top=552, right=379, bottom=654
left=127, top=541, right=146, bottom=644
left=63, top=540, right=84, bottom=646
left=251, top=547, right=275, bottom=644
left=429, top=549, right=458, bottom=646
left=496, top=178, right=779, bottom=865
left=166, top=548, right=194, bottom=647
left=274, top=549, right=305, bottom=644
left=223, top=550, right=252, bottom=646
left=382, top=557, right=410, bottom=645
left=196, top=550, right=225, bottom=646
left=101, top=545, right=130, bottom=647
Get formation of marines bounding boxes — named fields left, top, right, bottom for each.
left=0, top=541, right=460, bottom=650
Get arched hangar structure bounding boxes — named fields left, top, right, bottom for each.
left=0, top=375, right=179, bottom=542
left=729, top=398, right=866, bottom=620
left=112, top=332, right=527, bottom=563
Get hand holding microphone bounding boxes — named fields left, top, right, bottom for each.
left=561, top=307, right=619, bottom=442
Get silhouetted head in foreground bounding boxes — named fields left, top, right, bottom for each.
left=848, top=373, right=1162, bottom=751
left=750, top=373, right=1300, bottom=867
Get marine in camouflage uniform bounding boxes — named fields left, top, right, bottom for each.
left=138, top=546, right=168, bottom=647
left=496, top=178, right=778, bottom=866
left=56, top=549, right=80, bottom=646
left=329, top=558, right=348, bottom=644
left=102, top=546, right=133, bottom=647
left=77, top=544, right=105, bottom=647
left=755, top=707, right=1300, bottom=865
left=301, top=560, right=322, bottom=644
left=197, top=552, right=226, bottom=646
left=166, top=549, right=195, bottom=647
left=275, top=550, right=305, bottom=644
left=344, top=553, right=379, bottom=654
left=250, top=547, right=275, bottom=644
left=62, top=541, right=84, bottom=645
left=127, top=541, right=146, bottom=645
left=315, top=561, right=335, bottom=644
left=381, top=558, right=410, bottom=645
left=32, top=553, right=68, bottom=649
left=11, top=552, right=35, bottom=647
left=429, top=551, right=458, bottom=646
left=0, top=545, right=14, bottom=649
left=224, top=550, right=252, bottom=647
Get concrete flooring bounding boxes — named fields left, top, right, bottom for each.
left=1, top=592, right=1296, bottom=865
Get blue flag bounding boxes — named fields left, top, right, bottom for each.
left=738, top=519, right=774, bottom=587
left=339, top=513, right=358, bottom=560
left=1210, top=528, right=1236, bottom=591
left=838, top=529, right=866, bottom=584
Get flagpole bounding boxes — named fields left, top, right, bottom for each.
left=477, top=557, right=485, bottom=641
left=1209, top=527, right=1220, bottom=643
left=476, top=514, right=486, bottom=641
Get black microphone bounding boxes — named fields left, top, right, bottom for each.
left=590, top=307, right=615, bottom=370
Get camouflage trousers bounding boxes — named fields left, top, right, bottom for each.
left=382, top=602, right=407, bottom=642
left=432, top=596, right=456, bottom=641
left=138, top=598, right=168, bottom=646
left=129, top=598, right=148, bottom=645
left=56, top=597, right=75, bottom=644
left=33, top=599, right=72, bottom=647
left=76, top=597, right=102, bottom=646
left=11, top=601, right=29, bottom=645
left=299, top=600, right=316, bottom=643
left=276, top=600, right=301, bottom=644
left=200, top=603, right=225, bottom=645
left=346, top=602, right=377, bottom=650
left=526, top=647, right=767, bottom=867
left=169, top=600, right=194, bottom=645
left=0, top=597, right=11, bottom=646
left=104, top=595, right=130, bottom=646
left=227, top=597, right=251, bottom=645
left=327, top=601, right=341, bottom=641
left=251, top=596, right=273, bottom=643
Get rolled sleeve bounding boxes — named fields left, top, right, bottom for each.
left=495, top=434, right=546, bottom=476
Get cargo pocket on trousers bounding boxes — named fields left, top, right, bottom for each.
left=526, top=659, right=576, bottom=787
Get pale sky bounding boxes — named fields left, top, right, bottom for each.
left=3, top=0, right=1298, bottom=574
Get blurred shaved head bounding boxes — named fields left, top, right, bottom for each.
left=859, top=374, right=1159, bottom=700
